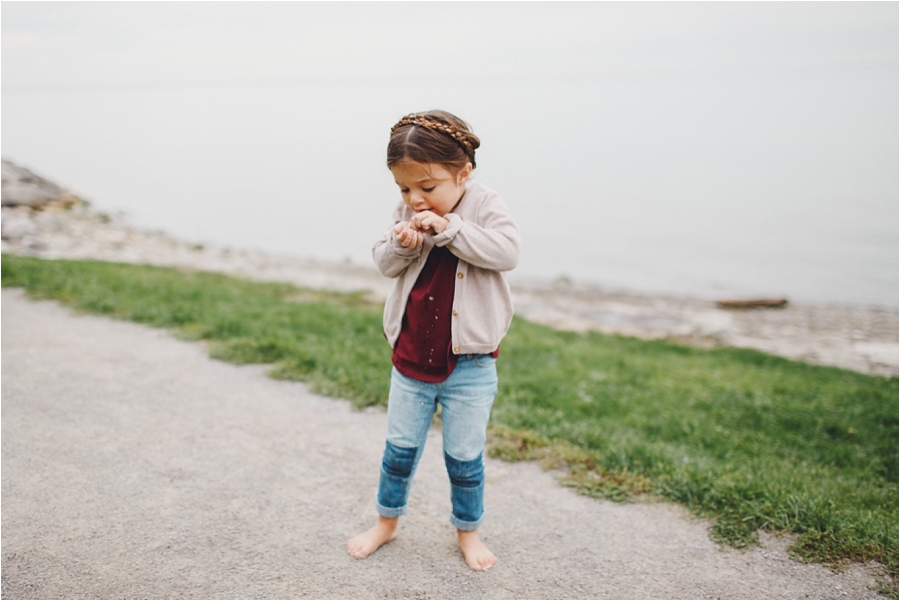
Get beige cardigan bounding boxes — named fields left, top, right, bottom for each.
left=372, top=183, right=521, bottom=355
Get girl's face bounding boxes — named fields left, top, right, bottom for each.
left=390, top=161, right=472, bottom=217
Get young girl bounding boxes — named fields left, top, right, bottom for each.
left=347, top=110, right=520, bottom=571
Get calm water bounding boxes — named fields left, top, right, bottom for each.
left=3, top=74, right=897, bottom=306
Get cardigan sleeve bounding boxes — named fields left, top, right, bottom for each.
left=432, top=193, right=520, bottom=272
left=372, top=201, right=422, bottom=278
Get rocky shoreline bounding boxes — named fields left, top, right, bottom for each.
left=2, top=160, right=896, bottom=377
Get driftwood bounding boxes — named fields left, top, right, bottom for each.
left=717, top=298, right=788, bottom=309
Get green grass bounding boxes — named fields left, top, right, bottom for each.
left=3, top=254, right=897, bottom=594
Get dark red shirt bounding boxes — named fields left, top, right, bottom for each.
left=392, top=245, right=460, bottom=383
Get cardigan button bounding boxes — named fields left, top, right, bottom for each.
left=452, top=310, right=458, bottom=316
left=457, top=273, right=463, bottom=279
left=453, top=347, right=460, bottom=353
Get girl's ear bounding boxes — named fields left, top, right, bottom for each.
left=457, top=162, right=473, bottom=186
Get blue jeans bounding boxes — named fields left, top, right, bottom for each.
left=376, top=354, right=498, bottom=531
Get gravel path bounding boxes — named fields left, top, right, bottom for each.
left=1, top=288, right=886, bottom=599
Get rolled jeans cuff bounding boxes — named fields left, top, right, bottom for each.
left=450, top=504, right=485, bottom=531
left=376, top=501, right=408, bottom=519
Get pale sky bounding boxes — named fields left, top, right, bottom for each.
left=4, top=2, right=895, bottom=90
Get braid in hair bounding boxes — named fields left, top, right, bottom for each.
left=391, top=114, right=476, bottom=162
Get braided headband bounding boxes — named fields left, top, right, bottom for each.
left=391, top=114, right=475, bottom=157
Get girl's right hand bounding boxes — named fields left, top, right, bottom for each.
left=394, top=222, right=423, bottom=249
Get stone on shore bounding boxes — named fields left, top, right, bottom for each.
left=1, top=159, right=79, bottom=209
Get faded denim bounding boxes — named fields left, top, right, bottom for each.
left=376, top=354, right=498, bottom=531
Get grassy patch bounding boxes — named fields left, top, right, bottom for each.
left=3, top=254, right=897, bottom=592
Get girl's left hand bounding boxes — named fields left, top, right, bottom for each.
left=411, top=211, right=450, bottom=235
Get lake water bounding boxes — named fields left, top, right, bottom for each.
left=2, top=72, right=897, bottom=307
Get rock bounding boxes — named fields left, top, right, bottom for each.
left=1, top=159, right=79, bottom=208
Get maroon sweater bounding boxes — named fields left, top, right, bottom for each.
left=392, top=245, right=460, bottom=382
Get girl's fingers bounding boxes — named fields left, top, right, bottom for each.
left=412, top=212, right=434, bottom=231
left=413, top=216, right=433, bottom=234
left=397, top=226, right=425, bottom=248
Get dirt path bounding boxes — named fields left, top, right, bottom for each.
left=1, top=289, right=886, bottom=599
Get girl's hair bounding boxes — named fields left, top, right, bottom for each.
left=387, top=110, right=481, bottom=172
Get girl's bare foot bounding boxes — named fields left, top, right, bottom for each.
left=457, top=529, right=497, bottom=571
left=347, top=516, right=398, bottom=559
